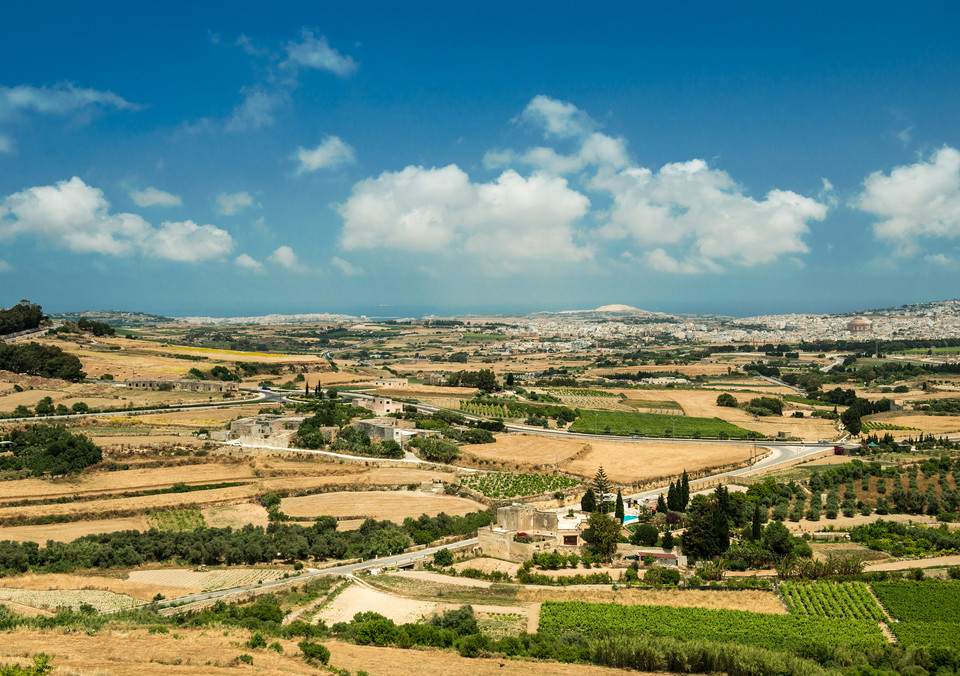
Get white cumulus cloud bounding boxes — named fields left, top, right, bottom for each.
left=216, top=191, right=255, bottom=216
left=235, top=253, right=265, bottom=272
left=331, top=256, right=364, bottom=276
left=130, top=187, right=182, bottom=208
left=338, top=164, right=591, bottom=266
left=596, top=159, right=827, bottom=271
left=268, top=245, right=305, bottom=271
left=853, top=146, right=960, bottom=255
left=147, top=220, right=234, bottom=263
left=925, top=253, right=952, bottom=266
left=519, top=95, right=592, bottom=138
left=283, top=29, right=357, bottom=76
left=0, top=177, right=233, bottom=262
left=226, top=86, right=284, bottom=132
left=294, top=135, right=355, bottom=173
left=0, top=82, right=137, bottom=119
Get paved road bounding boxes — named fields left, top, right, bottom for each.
left=155, top=538, right=478, bottom=609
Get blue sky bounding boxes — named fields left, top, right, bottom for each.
left=2, top=2, right=960, bottom=318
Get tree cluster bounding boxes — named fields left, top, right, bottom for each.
left=0, top=300, right=45, bottom=336
left=446, top=369, right=498, bottom=392
left=0, top=508, right=495, bottom=575
left=0, top=343, right=85, bottom=382
left=0, top=425, right=101, bottom=476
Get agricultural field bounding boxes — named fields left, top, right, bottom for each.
left=127, top=567, right=287, bottom=591
left=0, top=627, right=633, bottom=676
left=466, top=434, right=753, bottom=484
left=147, top=509, right=207, bottom=531
left=779, top=581, right=886, bottom=621
left=279, top=490, right=486, bottom=523
left=547, top=388, right=618, bottom=398
left=538, top=601, right=887, bottom=652
left=0, top=516, right=152, bottom=544
left=861, top=421, right=919, bottom=431
left=871, top=581, right=960, bottom=647
left=459, top=472, right=580, bottom=499
left=569, top=410, right=759, bottom=439
left=870, top=580, right=960, bottom=623
left=0, top=588, right=141, bottom=612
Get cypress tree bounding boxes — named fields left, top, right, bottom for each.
left=615, top=489, right=624, bottom=523
left=751, top=502, right=762, bottom=541
left=667, top=482, right=679, bottom=511
left=656, top=493, right=668, bottom=513
left=661, top=529, right=674, bottom=550
left=679, top=470, right=690, bottom=510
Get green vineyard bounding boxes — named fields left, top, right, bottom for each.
left=459, top=472, right=580, bottom=499
left=538, top=601, right=886, bottom=653
left=568, top=410, right=760, bottom=439
left=871, top=581, right=960, bottom=647
left=548, top=388, right=618, bottom=397
left=460, top=401, right=512, bottom=418
left=779, top=581, right=885, bottom=621
left=861, top=422, right=918, bottom=431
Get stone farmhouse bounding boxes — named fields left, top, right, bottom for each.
left=127, top=378, right=239, bottom=393
left=477, top=504, right=587, bottom=561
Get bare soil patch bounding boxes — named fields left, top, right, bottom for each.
left=203, top=503, right=269, bottom=529
left=281, top=490, right=486, bottom=522
left=787, top=512, right=941, bottom=534
left=318, top=583, right=440, bottom=625
left=453, top=558, right=521, bottom=576
left=514, top=587, right=787, bottom=614
left=865, top=554, right=960, bottom=571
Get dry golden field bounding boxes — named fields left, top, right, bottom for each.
left=280, top=490, right=486, bottom=522
left=465, top=434, right=753, bottom=483
left=561, top=440, right=754, bottom=484
left=0, top=517, right=153, bottom=544
left=203, top=503, right=270, bottom=529
left=0, top=572, right=199, bottom=602
left=0, top=462, right=255, bottom=503
left=0, top=629, right=641, bottom=676
left=0, top=443, right=459, bottom=540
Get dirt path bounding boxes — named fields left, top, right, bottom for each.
left=865, top=554, right=960, bottom=571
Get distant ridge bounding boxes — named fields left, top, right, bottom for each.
left=545, top=304, right=663, bottom=315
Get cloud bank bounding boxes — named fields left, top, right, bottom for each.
left=0, top=177, right=233, bottom=263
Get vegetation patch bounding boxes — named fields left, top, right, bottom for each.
left=569, top=410, right=760, bottom=439
left=459, top=472, right=580, bottom=499
left=538, top=601, right=887, bottom=653
left=779, top=581, right=885, bottom=621
left=146, top=509, right=207, bottom=532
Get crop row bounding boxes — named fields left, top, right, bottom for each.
left=538, top=601, right=886, bottom=653
left=861, top=422, right=918, bottom=431
left=779, top=581, right=885, bottom=621
left=460, top=472, right=580, bottom=499
left=870, top=581, right=960, bottom=623
left=568, top=410, right=760, bottom=439
left=548, top=388, right=618, bottom=398
left=869, top=581, right=960, bottom=648
left=889, top=621, right=960, bottom=648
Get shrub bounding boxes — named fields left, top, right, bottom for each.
left=433, top=548, right=454, bottom=567
left=298, top=640, right=330, bottom=665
